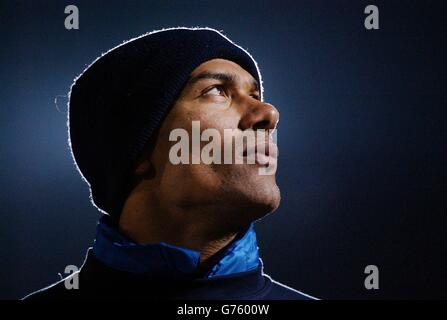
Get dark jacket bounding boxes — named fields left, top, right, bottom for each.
left=24, top=218, right=316, bottom=300
left=24, top=249, right=315, bottom=300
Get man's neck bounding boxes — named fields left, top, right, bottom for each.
left=118, top=194, right=240, bottom=265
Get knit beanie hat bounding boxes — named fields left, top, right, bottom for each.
left=68, top=27, right=264, bottom=219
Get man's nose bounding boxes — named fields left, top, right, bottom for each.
left=238, top=100, right=280, bottom=131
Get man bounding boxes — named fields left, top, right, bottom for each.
left=25, top=27, right=316, bottom=300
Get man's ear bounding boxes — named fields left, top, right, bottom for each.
left=134, top=133, right=159, bottom=179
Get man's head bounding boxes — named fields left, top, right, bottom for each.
left=69, top=27, right=280, bottom=231
left=133, top=58, right=280, bottom=231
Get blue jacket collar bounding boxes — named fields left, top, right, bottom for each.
left=92, top=217, right=260, bottom=279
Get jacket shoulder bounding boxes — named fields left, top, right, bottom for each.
left=23, top=273, right=82, bottom=300
left=262, top=274, right=319, bottom=300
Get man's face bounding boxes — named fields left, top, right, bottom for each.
left=146, top=59, right=280, bottom=229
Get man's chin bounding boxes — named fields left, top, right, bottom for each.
left=253, top=191, right=281, bottom=220
left=236, top=183, right=281, bottom=222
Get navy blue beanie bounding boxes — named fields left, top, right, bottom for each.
left=68, top=27, right=264, bottom=219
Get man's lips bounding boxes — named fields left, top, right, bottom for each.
left=242, top=141, right=278, bottom=165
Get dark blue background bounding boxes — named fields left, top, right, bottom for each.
left=1, top=0, right=446, bottom=299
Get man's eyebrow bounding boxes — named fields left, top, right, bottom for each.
left=187, top=71, right=259, bottom=92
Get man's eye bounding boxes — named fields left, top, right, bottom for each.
left=203, top=85, right=226, bottom=97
